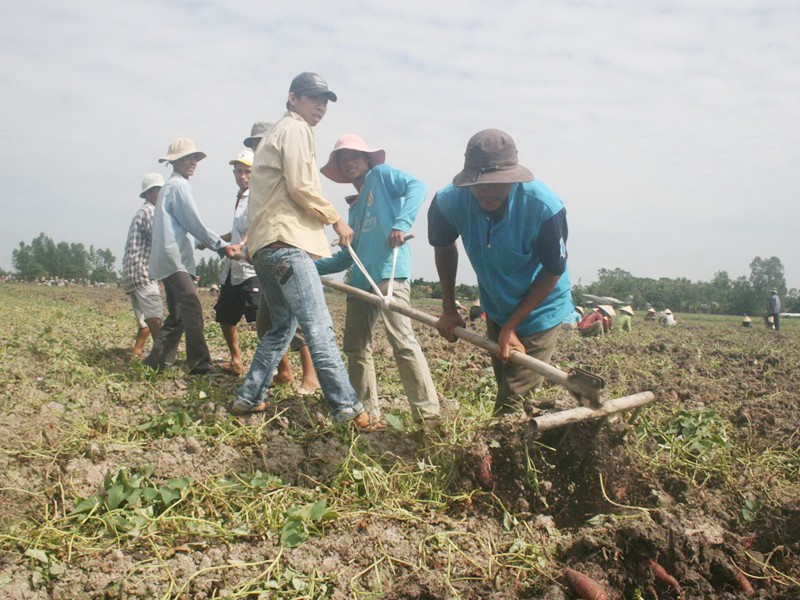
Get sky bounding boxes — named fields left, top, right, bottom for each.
left=1, top=0, right=799, bottom=289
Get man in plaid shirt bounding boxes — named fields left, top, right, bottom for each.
left=122, top=173, right=165, bottom=358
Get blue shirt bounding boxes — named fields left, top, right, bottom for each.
left=429, top=180, right=573, bottom=336
left=149, top=172, right=227, bottom=281
left=316, top=163, right=425, bottom=291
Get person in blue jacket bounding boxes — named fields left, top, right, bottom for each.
left=316, top=134, right=441, bottom=429
left=428, top=129, right=574, bottom=415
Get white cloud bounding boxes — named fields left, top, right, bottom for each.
left=1, top=0, right=799, bottom=289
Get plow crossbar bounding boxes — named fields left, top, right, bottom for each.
left=530, top=391, right=656, bottom=435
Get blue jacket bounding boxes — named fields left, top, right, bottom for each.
left=316, top=164, right=425, bottom=291
left=431, top=181, right=573, bottom=336
left=149, top=173, right=227, bottom=280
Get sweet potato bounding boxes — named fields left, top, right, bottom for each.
left=735, top=571, right=756, bottom=597
left=564, top=567, right=609, bottom=600
left=648, top=559, right=681, bottom=595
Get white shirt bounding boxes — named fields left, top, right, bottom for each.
left=220, top=189, right=257, bottom=285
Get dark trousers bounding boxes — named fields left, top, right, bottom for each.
left=144, top=271, right=212, bottom=372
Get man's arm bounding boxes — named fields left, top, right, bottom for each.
left=170, top=185, right=230, bottom=255
left=434, top=244, right=465, bottom=342
left=497, top=207, right=568, bottom=360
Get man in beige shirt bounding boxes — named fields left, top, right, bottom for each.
left=230, top=73, right=374, bottom=429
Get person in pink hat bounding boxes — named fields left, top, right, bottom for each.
left=316, top=134, right=441, bottom=430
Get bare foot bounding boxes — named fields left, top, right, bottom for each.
left=220, top=361, right=244, bottom=376
left=297, top=379, right=320, bottom=396
left=273, top=372, right=294, bottom=386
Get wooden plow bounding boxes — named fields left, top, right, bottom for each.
left=320, top=277, right=657, bottom=433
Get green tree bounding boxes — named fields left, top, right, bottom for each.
left=748, top=256, right=785, bottom=311
left=196, top=257, right=221, bottom=287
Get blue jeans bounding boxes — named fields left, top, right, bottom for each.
left=236, top=247, right=364, bottom=421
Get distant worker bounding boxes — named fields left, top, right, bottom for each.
left=742, top=315, right=752, bottom=328
left=316, top=133, right=440, bottom=429
left=244, top=120, right=319, bottom=393
left=145, top=138, right=237, bottom=375
left=469, top=299, right=483, bottom=321
left=615, top=305, right=634, bottom=332
left=122, top=173, right=165, bottom=359
left=660, top=308, right=676, bottom=326
left=429, top=129, right=573, bottom=415
left=645, top=307, right=657, bottom=321
left=768, top=289, right=781, bottom=331
left=579, top=305, right=615, bottom=337
left=213, top=149, right=258, bottom=376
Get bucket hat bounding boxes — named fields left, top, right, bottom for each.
left=158, top=138, right=207, bottom=164
left=229, top=149, right=254, bottom=167
left=598, top=305, right=616, bottom=317
left=321, top=134, right=386, bottom=183
left=576, top=306, right=585, bottom=316
left=647, top=307, right=656, bottom=313
left=289, top=72, right=337, bottom=102
left=243, top=121, right=272, bottom=148
left=139, top=173, right=165, bottom=198
left=664, top=309, right=673, bottom=315
left=453, top=129, right=533, bottom=187
left=620, top=306, right=634, bottom=316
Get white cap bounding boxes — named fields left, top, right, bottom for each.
left=140, top=173, right=165, bottom=198
left=229, top=149, right=254, bottom=167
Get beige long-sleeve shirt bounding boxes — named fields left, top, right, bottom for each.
left=247, top=111, right=340, bottom=258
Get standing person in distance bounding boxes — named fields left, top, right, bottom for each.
left=122, top=173, right=165, bottom=359
left=145, top=138, right=238, bottom=375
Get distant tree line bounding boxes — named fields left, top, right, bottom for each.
left=572, top=256, right=799, bottom=315
left=7, top=239, right=796, bottom=316
left=11, top=233, right=118, bottom=283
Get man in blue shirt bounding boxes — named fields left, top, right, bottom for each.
left=428, top=129, right=573, bottom=415
left=145, top=138, right=238, bottom=375
left=317, top=134, right=441, bottom=429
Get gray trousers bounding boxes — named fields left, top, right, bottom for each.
left=144, top=271, right=212, bottom=373
left=486, top=319, right=561, bottom=415
left=342, top=280, right=440, bottom=423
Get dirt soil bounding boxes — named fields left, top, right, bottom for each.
left=0, top=284, right=798, bottom=599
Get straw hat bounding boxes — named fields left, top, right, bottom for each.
left=321, top=134, right=386, bottom=183
left=243, top=121, right=272, bottom=148
left=139, top=173, right=164, bottom=198
left=664, top=309, right=673, bottom=315
left=620, top=306, right=634, bottom=316
left=647, top=307, right=656, bottom=314
left=229, top=149, right=254, bottom=167
left=158, top=138, right=207, bottom=164
left=576, top=306, right=585, bottom=316
left=598, top=305, right=616, bottom=317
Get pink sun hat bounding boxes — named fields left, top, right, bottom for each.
left=321, top=134, right=386, bottom=183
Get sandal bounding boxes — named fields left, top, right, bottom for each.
left=352, top=411, right=385, bottom=432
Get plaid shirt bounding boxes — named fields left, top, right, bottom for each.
left=122, top=202, right=156, bottom=293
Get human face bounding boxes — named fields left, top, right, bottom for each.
left=172, top=153, right=202, bottom=179
left=143, top=187, right=161, bottom=205
left=470, top=183, right=512, bottom=212
left=336, top=149, right=370, bottom=184
left=232, top=161, right=251, bottom=191
left=288, top=92, right=328, bottom=126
